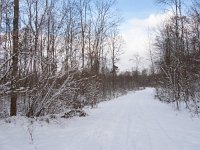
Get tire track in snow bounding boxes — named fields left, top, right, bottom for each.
left=136, top=91, right=183, bottom=150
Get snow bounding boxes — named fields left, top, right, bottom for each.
left=0, top=88, right=200, bottom=150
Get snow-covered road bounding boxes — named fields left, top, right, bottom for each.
left=1, top=88, right=200, bottom=150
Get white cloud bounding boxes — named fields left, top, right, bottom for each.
left=118, top=11, right=172, bottom=71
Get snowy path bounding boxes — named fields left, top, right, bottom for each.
left=1, top=88, right=200, bottom=150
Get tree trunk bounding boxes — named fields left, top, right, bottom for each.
left=10, top=0, right=19, bottom=116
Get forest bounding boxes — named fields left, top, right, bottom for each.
left=0, top=0, right=150, bottom=117
left=154, top=0, right=200, bottom=114
left=0, top=0, right=200, bottom=118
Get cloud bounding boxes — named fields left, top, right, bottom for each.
left=118, top=11, right=172, bottom=71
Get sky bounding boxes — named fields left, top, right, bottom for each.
left=115, top=0, right=168, bottom=71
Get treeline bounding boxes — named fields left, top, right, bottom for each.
left=0, top=0, right=147, bottom=117
left=154, top=0, right=200, bottom=113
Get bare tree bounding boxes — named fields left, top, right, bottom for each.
left=108, top=28, right=123, bottom=93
